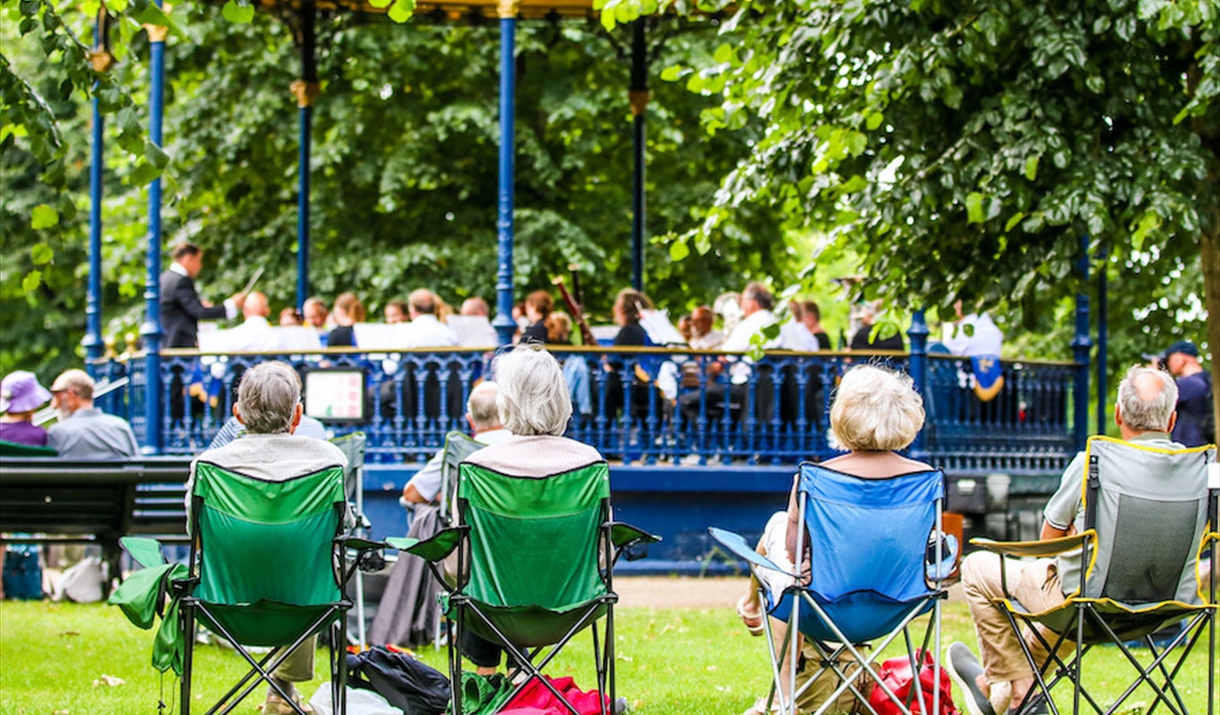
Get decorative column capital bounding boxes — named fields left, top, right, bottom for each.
left=497, top=0, right=518, bottom=19
left=143, top=23, right=169, bottom=42
left=90, top=49, right=114, bottom=72
left=290, top=79, right=322, bottom=108
left=629, top=89, right=650, bottom=116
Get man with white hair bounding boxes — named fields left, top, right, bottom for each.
left=185, top=361, right=348, bottom=715
left=368, top=382, right=511, bottom=648
left=46, top=369, right=139, bottom=459
left=948, top=366, right=1184, bottom=715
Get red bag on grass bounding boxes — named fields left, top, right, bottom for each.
left=868, top=650, right=960, bottom=715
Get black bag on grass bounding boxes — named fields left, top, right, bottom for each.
left=347, top=646, right=450, bottom=715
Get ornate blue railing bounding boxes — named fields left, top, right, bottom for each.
left=90, top=347, right=1078, bottom=475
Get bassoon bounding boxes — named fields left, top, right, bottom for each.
left=552, top=274, right=598, bottom=346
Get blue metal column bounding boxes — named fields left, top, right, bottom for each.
left=1072, top=237, right=1093, bottom=451
left=1096, top=244, right=1108, bottom=434
left=294, top=3, right=318, bottom=311
left=492, top=2, right=518, bottom=346
left=83, top=11, right=112, bottom=375
left=139, top=6, right=168, bottom=454
left=629, top=20, right=647, bottom=293
left=907, top=309, right=930, bottom=461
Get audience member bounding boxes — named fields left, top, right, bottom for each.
left=47, top=369, right=139, bottom=459
left=948, top=366, right=1185, bottom=715
left=207, top=368, right=328, bottom=449
left=384, top=300, right=409, bottom=325
left=278, top=307, right=303, bottom=327
left=519, top=290, right=554, bottom=344
left=688, top=306, right=724, bottom=350
left=454, top=344, right=606, bottom=675
left=369, top=382, right=511, bottom=649
left=0, top=371, right=53, bottom=446
left=184, top=361, right=348, bottom=715
left=736, top=365, right=932, bottom=715
left=798, top=300, right=832, bottom=351
left=160, top=242, right=245, bottom=349
left=1160, top=341, right=1212, bottom=447
left=327, top=292, right=366, bottom=348
left=849, top=301, right=905, bottom=352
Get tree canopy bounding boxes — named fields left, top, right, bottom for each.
left=602, top=0, right=1217, bottom=412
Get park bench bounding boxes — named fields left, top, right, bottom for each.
left=0, top=455, right=193, bottom=585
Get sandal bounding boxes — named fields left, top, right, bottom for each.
left=736, top=595, right=765, bottom=636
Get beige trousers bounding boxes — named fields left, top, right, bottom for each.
left=271, top=636, right=316, bottom=683
left=960, top=552, right=1069, bottom=684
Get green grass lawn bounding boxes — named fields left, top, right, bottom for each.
left=0, top=598, right=1212, bottom=715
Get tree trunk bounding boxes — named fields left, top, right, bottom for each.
left=1202, top=226, right=1220, bottom=442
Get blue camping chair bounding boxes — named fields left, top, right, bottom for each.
left=711, top=463, right=954, bottom=715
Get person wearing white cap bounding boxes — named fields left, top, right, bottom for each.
left=46, top=369, right=139, bottom=459
left=0, top=370, right=53, bottom=446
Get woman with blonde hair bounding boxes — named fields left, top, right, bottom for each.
left=737, top=364, right=932, bottom=715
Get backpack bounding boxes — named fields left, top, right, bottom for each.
left=867, top=650, right=960, bottom=715
left=3, top=545, right=43, bottom=600
left=346, top=646, right=450, bottom=715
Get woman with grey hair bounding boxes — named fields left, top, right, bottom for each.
left=455, top=343, right=606, bottom=675
left=736, top=364, right=933, bottom=715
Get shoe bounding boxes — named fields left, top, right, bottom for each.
left=736, top=595, right=765, bottom=636
left=1009, top=691, right=1048, bottom=715
left=262, top=689, right=315, bottom=715
left=945, top=642, right=996, bottom=715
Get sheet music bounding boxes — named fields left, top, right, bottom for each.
left=447, top=315, right=499, bottom=348
left=639, top=309, right=687, bottom=346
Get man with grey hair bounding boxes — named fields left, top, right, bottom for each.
left=369, top=382, right=511, bottom=648
left=186, top=361, right=347, bottom=715
left=948, top=366, right=1181, bottom=715
left=47, top=369, right=139, bottom=459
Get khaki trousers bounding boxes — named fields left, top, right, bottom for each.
left=960, top=552, right=1068, bottom=684
left=271, top=636, right=315, bottom=683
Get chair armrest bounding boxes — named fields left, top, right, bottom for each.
left=971, top=532, right=1093, bottom=558
left=708, top=526, right=800, bottom=579
left=608, top=522, right=661, bottom=549
left=120, top=536, right=168, bottom=570
left=338, top=536, right=386, bottom=552
left=388, top=526, right=467, bottom=563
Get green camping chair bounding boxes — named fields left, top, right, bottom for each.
left=115, top=461, right=381, bottom=715
left=392, top=459, right=658, bottom=715
left=0, top=439, right=56, bottom=456
left=329, top=431, right=372, bottom=648
left=973, top=436, right=1218, bottom=715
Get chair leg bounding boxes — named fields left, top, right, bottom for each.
left=181, top=600, right=196, bottom=715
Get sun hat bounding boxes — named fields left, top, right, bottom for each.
left=0, top=371, right=53, bottom=414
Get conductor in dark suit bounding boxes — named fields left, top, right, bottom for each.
left=161, top=242, right=244, bottom=426
left=160, top=242, right=244, bottom=348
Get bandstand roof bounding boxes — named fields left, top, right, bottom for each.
left=253, top=0, right=600, bottom=20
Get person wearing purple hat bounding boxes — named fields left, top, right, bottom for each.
left=0, top=370, right=53, bottom=446
left=1162, top=340, right=1212, bottom=447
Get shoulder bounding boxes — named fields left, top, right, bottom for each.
left=464, top=435, right=604, bottom=477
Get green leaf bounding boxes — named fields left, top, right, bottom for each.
left=133, top=3, right=172, bottom=29
left=31, top=243, right=54, bottom=265
left=145, top=140, right=170, bottom=169
left=387, top=0, right=415, bottom=23
left=222, top=0, right=255, bottom=23
left=21, top=270, right=42, bottom=293
left=966, top=192, right=985, bottom=224
left=669, top=239, right=690, bottom=261
left=127, top=162, right=162, bottom=186
left=1024, top=156, right=1039, bottom=181
left=31, top=204, right=59, bottom=229
left=1005, top=212, right=1026, bottom=232
left=660, top=64, right=686, bottom=82
left=865, top=111, right=884, bottom=131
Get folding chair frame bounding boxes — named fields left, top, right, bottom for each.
left=978, top=448, right=1218, bottom=715
left=176, top=495, right=381, bottom=715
